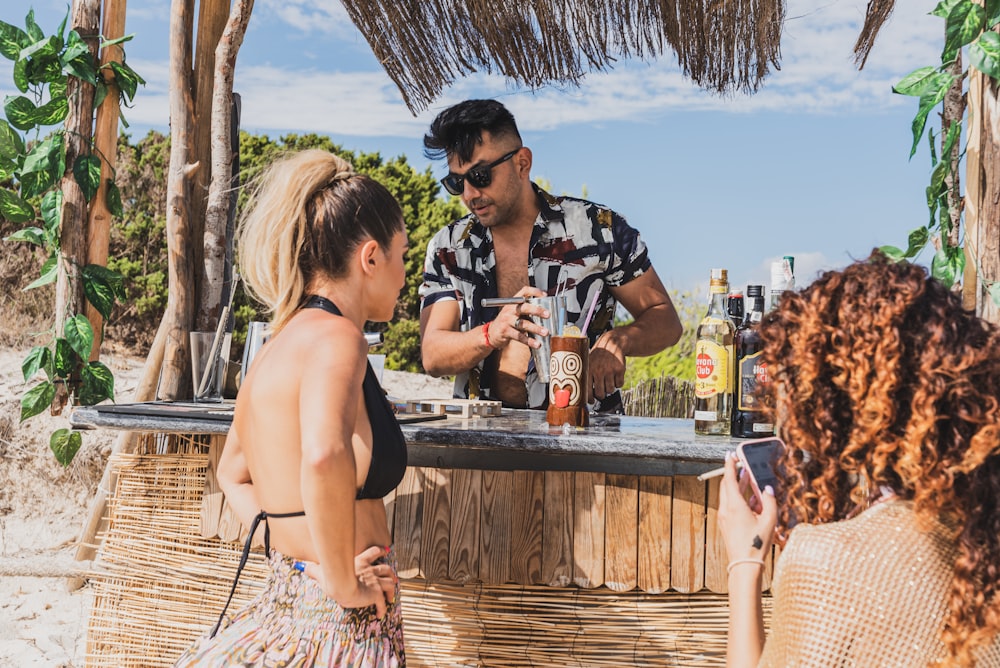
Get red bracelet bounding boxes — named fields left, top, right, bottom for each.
left=483, top=321, right=496, bottom=349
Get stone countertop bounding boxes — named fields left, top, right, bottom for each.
left=70, top=404, right=738, bottom=476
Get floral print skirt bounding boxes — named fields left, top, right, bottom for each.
left=174, top=548, right=404, bottom=667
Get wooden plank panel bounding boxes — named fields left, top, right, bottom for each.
left=479, top=470, right=513, bottom=584
left=392, top=466, right=424, bottom=578
left=604, top=474, right=638, bottom=592
left=704, top=477, right=728, bottom=593
left=448, top=469, right=482, bottom=583
left=420, top=467, right=452, bottom=582
left=199, top=435, right=224, bottom=538
left=216, top=500, right=243, bottom=543
left=510, top=470, right=544, bottom=585
left=572, top=471, right=606, bottom=588
left=638, top=475, right=673, bottom=593
left=670, top=475, right=706, bottom=593
left=541, top=471, right=573, bottom=587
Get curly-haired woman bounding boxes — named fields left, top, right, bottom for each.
left=175, top=150, right=409, bottom=666
left=719, top=252, right=1000, bottom=667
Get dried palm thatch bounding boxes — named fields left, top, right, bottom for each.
left=341, top=0, right=787, bottom=113
left=852, top=0, right=898, bottom=69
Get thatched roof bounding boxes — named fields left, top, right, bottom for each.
left=341, top=0, right=787, bottom=113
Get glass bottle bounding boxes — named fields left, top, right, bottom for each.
left=726, top=290, right=744, bottom=330
left=731, top=285, right=774, bottom=437
left=694, top=268, right=735, bottom=435
left=769, top=257, right=795, bottom=310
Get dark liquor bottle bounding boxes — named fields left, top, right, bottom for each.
left=731, top=284, right=774, bottom=437
left=726, top=290, right=744, bottom=329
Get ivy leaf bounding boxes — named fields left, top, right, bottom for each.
left=24, top=9, right=44, bottom=43
left=0, top=119, right=24, bottom=161
left=12, top=56, right=28, bottom=92
left=53, top=337, right=75, bottom=377
left=4, top=226, right=45, bottom=246
left=931, top=245, right=966, bottom=288
left=109, top=61, right=144, bottom=101
left=49, top=428, right=82, bottom=466
left=24, top=254, right=57, bottom=291
left=40, top=189, right=62, bottom=239
left=64, top=313, right=94, bottom=361
left=893, top=66, right=939, bottom=96
left=20, top=381, right=56, bottom=421
left=932, top=0, right=965, bottom=18
left=30, top=93, right=69, bottom=126
left=100, top=33, right=134, bottom=49
left=971, top=31, right=1000, bottom=78
left=903, top=227, right=930, bottom=258
left=988, top=0, right=1000, bottom=26
left=83, top=264, right=125, bottom=319
left=106, top=179, right=123, bottom=218
left=4, top=94, right=38, bottom=131
left=64, top=53, right=97, bottom=86
left=0, top=188, right=35, bottom=222
left=19, top=34, right=60, bottom=61
left=73, top=154, right=101, bottom=202
left=22, top=345, right=51, bottom=381
left=0, top=20, right=30, bottom=61
left=93, top=79, right=107, bottom=109
left=910, top=73, right=955, bottom=158
left=78, top=361, right=114, bottom=405
left=943, top=1, right=986, bottom=63
left=21, top=131, right=62, bottom=175
left=879, top=245, right=906, bottom=262
left=60, top=30, right=89, bottom=64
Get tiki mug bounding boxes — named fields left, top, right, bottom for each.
left=546, top=334, right=590, bottom=427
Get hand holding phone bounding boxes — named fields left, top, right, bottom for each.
left=736, top=437, right=785, bottom=504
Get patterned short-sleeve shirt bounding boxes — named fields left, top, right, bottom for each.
left=419, top=184, right=651, bottom=408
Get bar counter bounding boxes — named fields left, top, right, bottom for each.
left=72, top=404, right=771, bottom=667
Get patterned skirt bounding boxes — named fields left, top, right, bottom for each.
left=174, top=548, right=405, bottom=667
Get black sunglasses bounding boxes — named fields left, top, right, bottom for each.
left=440, top=148, right=520, bottom=196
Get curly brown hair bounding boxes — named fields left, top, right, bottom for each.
left=760, top=251, right=1000, bottom=666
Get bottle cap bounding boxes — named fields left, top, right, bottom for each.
left=747, top=284, right=764, bottom=297
left=711, top=268, right=728, bottom=282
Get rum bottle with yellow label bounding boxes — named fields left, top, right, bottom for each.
left=694, top=268, right=735, bottom=435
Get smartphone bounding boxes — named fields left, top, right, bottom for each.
left=736, top=436, right=785, bottom=501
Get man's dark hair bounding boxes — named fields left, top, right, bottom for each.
left=423, top=99, right=522, bottom=163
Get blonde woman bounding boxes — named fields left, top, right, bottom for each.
left=719, top=253, right=1000, bottom=667
left=175, top=150, right=409, bottom=666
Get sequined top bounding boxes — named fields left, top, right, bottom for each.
left=419, top=183, right=651, bottom=408
left=759, top=499, right=1000, bottom=667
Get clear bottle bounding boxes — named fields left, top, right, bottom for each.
left=694, top=268, right=735, bottom=435
left=731, top=285, right=774, bottom=438
left=726, top=290, right=744, bottom=330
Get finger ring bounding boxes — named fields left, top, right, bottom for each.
left=512, top=319, right=521, bottom=332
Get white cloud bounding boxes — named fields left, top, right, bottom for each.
left=256, top=0, right=354, bottom=36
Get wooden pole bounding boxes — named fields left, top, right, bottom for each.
left=85, top=0, right=128, bottom=361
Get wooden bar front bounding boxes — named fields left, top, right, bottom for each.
left=71, top=408, right=773, bottom=667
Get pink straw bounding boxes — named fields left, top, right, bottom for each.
left=581, top=285, right=603, bottom=334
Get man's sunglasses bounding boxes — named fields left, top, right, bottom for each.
left=440, top=148, right=520, bottom=196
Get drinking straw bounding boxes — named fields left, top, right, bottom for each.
left=581, top=284, right=603, bottom=335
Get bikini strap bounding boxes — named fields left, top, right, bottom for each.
left=209, top=509, right=305, bottom=638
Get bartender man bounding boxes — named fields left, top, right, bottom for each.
left=418, top=99, right=682, bottom=410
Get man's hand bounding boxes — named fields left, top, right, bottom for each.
left=488, top=286, right=548, bottom=350
left=589, top=330, right=626, bottom=400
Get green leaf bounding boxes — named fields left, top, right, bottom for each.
left=24, top=53, right=64, bottom=86
left=0, top=120, right=24, bottom=162
left=910, top=74, right=955, bottom=158
left=49, top=428, right=82, bottom=466
left=83, top=264, right=125, bottom=319
left=30, top=94, right=69, bottom=126
left=933, top=0, right=965, bottom=18
left=93, top=79, right=108, bottom=109
left=4, top=226, right=45, bottom=246
left=893, top=66, right=939, bottom=96
left=20, top=381, right=56, bottom=421
left=988, top=0, right=1000, bottom=26
left=53, top=337, right=74, bottom=377
left=943, top=2, right=986, bottom=63
left=0, top=20, right=30, bottom=60
left=12, top=56, right=28, bottom=92
left=55, top=9, right=68, bottom=43
left=109, top=61, right=144, bottom=101
left=73, top=154, right=101, bottom=202
left=20, top=133, right=64, bottom=199
left=931, top=245, right=966, bottom=288
left=25, top=9, right=44, bottom=43
left=64, top=314, right=94, bottom=361
left=78, top=361, right=114, bottom=405
left=106, top=179, right=123, bottom=218
left=24, top=254, right=57, bottom=290
left=4, top=95, right=38, bottom=131
left=40, top=189, right=62, bottom=238
left=879, top=245, right=906, bottom=262
left=19, top=34, right=60, bottom=61
left=0, top=188, right=35, bottom=222
left=64, top=54, right=97, bottom=85
left=61, top=30, right=90, bottom=64
left=100, top=33, right=134, bottom=49
left=22, top=345, right=51, bottom=381
left=971, top=31, right=1000, bottom=78
left=905, top=227, right=931, bottom=258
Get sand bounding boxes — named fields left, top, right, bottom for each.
left=0, top=345, right=452, bottom=667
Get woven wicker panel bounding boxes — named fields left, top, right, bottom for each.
left=401, top=580, right=773, bottom=667
left=85, top=451, right=268, bottom=667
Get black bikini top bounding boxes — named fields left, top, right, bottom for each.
left=302, top=294, right=408, bottom=500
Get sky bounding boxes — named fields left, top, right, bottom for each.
left=2, top=0, right=944, bottom=297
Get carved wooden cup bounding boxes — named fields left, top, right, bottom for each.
left=545, top=335, right=590, bottom=427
